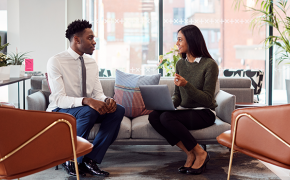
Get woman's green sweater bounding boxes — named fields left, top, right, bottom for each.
left=172, top=57, right=219, bottom=110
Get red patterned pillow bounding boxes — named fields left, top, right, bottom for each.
left=113, top=69, right=161, bottom=118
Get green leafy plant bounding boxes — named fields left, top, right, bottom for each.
left=0, top=53, right=11, bottom=67
left=233, top=0, right=290, bottom=64
left=8, top=51, right=31, bottom=65
left=157, top=45, right=181, bottom=77
left=0, top=36, right=10, bottom=67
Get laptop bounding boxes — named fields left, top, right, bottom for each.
left=139, top=85, right=191, bottom=111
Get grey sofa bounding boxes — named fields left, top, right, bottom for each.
left=27, top=76, right=250, bottom=148
left=219, top=77, right=254, bottom=103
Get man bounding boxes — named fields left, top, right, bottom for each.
left=46, top=19, right=125, bottom=177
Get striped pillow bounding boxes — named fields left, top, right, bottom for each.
left=114, top=69, right=161, bottom=118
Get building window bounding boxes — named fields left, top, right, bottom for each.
left=189, top=0, right=214, bottom=14
left=107, top=12, right=115, bottom=41
left=173, top=8, right=185, bottom=25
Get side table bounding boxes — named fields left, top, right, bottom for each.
left=235, top=103, right=268, bottom=109
left=0, top=76, right=32, bottom=109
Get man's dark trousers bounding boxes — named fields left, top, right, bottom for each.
left=53, top=104, right=125, bottom=164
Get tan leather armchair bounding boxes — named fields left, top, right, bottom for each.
left=217, top=104, right=290, bottom=180
left=0, top=106, right=93, bottom=180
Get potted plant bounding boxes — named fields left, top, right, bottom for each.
left=8, top=49, right=30, bottom=77
left=0, top=36, right=10, bottom=81
left=157, top=45, right=181, bottom=77
left=233, top=0, right=290, bottom=64
left=233, top=0, right=290, bottom=102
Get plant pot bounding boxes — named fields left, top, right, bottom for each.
left=0, top=66, right=10, bottom=80
left=9, top=65, right=25, bottom=77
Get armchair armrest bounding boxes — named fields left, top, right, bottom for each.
left=0, top=108, right=80, bottom=177
left=230, top=105, right=290, bottom=167
left=215, top=90, right=236, bottom=124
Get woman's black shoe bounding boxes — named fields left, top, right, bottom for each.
left=178, top=166, right=191, bottom=174
left=178, top=159, right=195, bottom=174
left=186, top=152, right=210, bottom=175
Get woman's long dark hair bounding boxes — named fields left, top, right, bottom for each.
left=178, top=25, right=213, bottom=60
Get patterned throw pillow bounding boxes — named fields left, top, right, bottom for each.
left=114, top=69, right=161, bottom=118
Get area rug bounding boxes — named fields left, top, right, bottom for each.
left=22, top=144, right=279, bottom=180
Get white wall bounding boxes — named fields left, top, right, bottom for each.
left=67, top=0, right=83, bottom=48
left=7, top=0, right=82, bottom=108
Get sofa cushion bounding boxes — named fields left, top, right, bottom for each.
left=99, top=78, right=115, bottom=97
left=131, top=115, right=231, bottom=140
left=88, top=116, right=131, bottom=140
left=113, top=69, right=161, bottom=118
left=131, top=115, right=164, bottom=139
left=190, top=117, right=231, bottom=140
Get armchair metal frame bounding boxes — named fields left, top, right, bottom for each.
left=227, top=113, right=290, bottom=180
left=0, top=119, right=80, bottom=180
left=0, top=107, right=93, bottom=180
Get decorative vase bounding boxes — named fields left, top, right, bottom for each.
left=9, top=65, right=25, bottom=77
left=0, top=66, right=10, bottom=80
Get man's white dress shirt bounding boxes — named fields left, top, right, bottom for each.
left=46, top=47, right=107, bottom=112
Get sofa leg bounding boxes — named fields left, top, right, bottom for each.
left=200, top=144, right=206, bottom=151
left=55, top=165, right=58, bottom=170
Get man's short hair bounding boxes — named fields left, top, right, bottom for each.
left=65, top=19, right=92, bottom=41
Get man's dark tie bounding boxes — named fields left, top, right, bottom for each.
left=79, top=56, right=87, bottom=97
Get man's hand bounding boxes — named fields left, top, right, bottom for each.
left=105, top=98, right=117, bottom=113
left=174, top=73, right=187, bottom=87
left=82, top=98, right=109, bottom=115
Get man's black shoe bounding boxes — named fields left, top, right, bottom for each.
left=62, top=161, right=86, bottom=177
left=80, top=157, right=109, bottom=177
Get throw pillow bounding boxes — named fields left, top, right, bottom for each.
left=114, top=69, right=161, bottom=118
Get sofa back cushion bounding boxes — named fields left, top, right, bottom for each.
left=113, top=69, right=161, bottom=118
left=40, top=76, right=220, bottom=109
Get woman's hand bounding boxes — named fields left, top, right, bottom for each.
left=174, top=73, right=187, bottom=87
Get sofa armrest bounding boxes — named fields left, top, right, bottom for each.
left=30, top=76, right=46, bottom=89
left=42, top=79, right=50, bottom=92
left=215, top=90, right=236, bottom=124
left=28, top=76, right=46, bottom=95
left=27, top=91, right=50, bottom=111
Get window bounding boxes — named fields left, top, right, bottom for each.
left=186, top=0, right=215, bottom=15
left=107, top=12, right=115, bottom=41
left=164, top=0, right=266, bottom=103
left=84, top=0, right=268, bottom=103
left=173, top=8, right=185, bottom=25
left=83, top=0, right=158, bottom=76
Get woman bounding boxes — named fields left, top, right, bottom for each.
left=148, top=25, right=218, bottom=175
